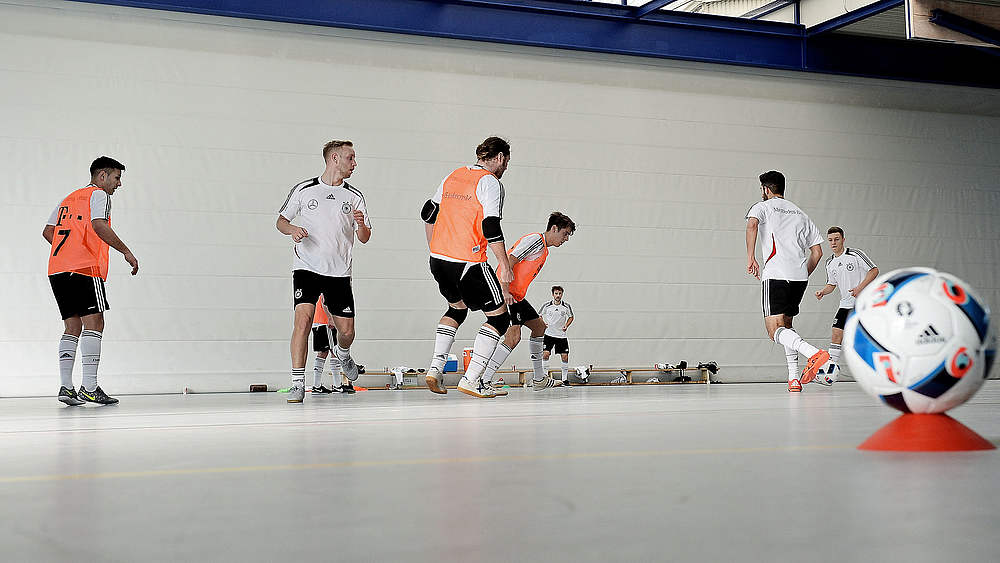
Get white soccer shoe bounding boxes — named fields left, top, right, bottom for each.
left=531, top=375, right=561, bottom=391
left=425, top=366, right=447, bottom=395
left=482, top=379, right=508, bottom=397
left=457, top=376, right=496, bottom=398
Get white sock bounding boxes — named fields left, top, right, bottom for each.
left=328, top=356, right=342, bottom=378
left=784, top=346, right=798, bottom=382
left=829, top=343, right=842, bottom=367
left=431, top=324, right=457, bottom=371
left=334, top=345, right=352, bottom=365
left=80, top=330, right=102, bottom=391
left=313, top=356, right=327, bottom=387
left=465, top=326, right=501, bottom=384
left=561, top=359, right=570, bottom=381
left=58, top=334, right=78, bottom=389
left=529, top=337, right=545, bottom=381
left=291, top=367, right=306, bottom=385
left=485, top=343, right=513, bottom=383
left=774, top=327, right=820, bottom=358
left=542, top=358, right=550, bottom=377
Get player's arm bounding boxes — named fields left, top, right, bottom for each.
left=478, top=175, right=513, bottom=293
left=564, top=315, right=574, bottom=331
left=42, top=225, right=55, bottom=244
left=851, top=266, right=880, bottom=297
left=92, top=219, right=139, bottom=275
left=806, top=244, right=823, bottom=276
left=421, top=181, right=444, bottom=248
left=815, top=284, right=837, bottom=300
left=353, top=200, right=371, bottom=244
left=276, top=215, right=308, bottom=242
left=745, top=217, right=760, bottom=280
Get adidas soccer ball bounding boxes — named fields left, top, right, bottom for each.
left=843, top=267, right=996, bottom=414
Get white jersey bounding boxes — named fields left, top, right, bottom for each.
left=746, top=198, right=823, bottom=281
left=47, top=188, right=110, bottom=224
left=826, top=248, right=877, bottom=308
left=278, top=177, right=371, bottom=277
left=540, top=300, right=574, bottom=339
left=429, top=165, right=504, bottom=264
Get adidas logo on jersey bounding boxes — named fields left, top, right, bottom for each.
left=916, top=324, right=946, bottom=345
left=326, top=194, right=336, bottom=199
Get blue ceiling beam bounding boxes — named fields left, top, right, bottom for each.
left=805, top=0, right=901, bottom=36
left=68, top=0, right=1000, bottom=88
left=635, top=0, right=674, bottom=19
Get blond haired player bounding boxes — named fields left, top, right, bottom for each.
left=479, top=212, right=576, bottom=394
left=277, top=140, right=371, bottom=403
left=43, top=156, right=139, bottom=406
left=421, top=136, right=514, bottom=399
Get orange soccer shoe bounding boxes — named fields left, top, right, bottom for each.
left=800, top=350, right=830, bottom=385
left=788, top=379, right=802, bottom=392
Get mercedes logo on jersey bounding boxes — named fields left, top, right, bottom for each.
left=307, top=199, right=319, bottom=210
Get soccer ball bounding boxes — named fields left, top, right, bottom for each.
left=843, top=267, right=996, bottom=414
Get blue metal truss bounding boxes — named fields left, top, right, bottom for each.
left=69, top=0, right=1000, bottom=88
left=805, top=0, right=901, bottom=36
left=930, top=8, right=1000, bottom=48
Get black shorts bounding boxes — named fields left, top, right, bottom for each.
left=832, top=307, right=852, bottom=330
left=509, top=299, right=540, bottom=326
left=312, top=325, right=337, bottom=352
left=761, top=279, right=808, bottom=317
left=429, top=257, right=503, bottom=312
left=49, top=272, right=110, bottom=320
left=543, top=335, right=570, bottom=354
left=293, top=270, right=355, bottom=318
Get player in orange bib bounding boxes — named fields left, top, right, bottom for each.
left=421, top=137, right=515, bottom=398
left=43, top=156, right=139, bottom=406
left=479, top=212, right=576, bottom=391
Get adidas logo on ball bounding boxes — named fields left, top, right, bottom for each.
left=915, top=324, right=946, bottom=345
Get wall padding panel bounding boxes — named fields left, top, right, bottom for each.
left=2, top=0, right=998, bottom=394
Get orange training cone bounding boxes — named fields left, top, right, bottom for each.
left=858, top=413, right=995, bottom=452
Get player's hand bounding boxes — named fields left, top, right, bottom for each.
left=815, top=290, right=824, bottom=300
left=497, top=265, right=514, bottom=285
left=353, top=209, right=365, bottom=227
left=503, top=289, right=515, bottom=306
left=290, top=226, right=309, bottom=242
left=124, top=251, right=139, bottom=276
left=747, top=258, right=760, bottom=280
left=849, top=286, right=861, bottom=297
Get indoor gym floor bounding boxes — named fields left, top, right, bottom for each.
left=1, top=381, right=998, bottom=562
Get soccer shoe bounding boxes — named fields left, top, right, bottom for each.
left=77, top=385, right=119, bottom=405
left=800, top=350, right=830, bottom=385
left=788, top=379, right=802, bottom=392
left=425, top=366, right=447, bottom=395
left=524, top=378, right=533, bottom=388
left=311, top=385, right=334, bottom=394
left=57, top=386, right=84, bottom=406
left=531, top=375, right=560, bottom=391
left=483, top=380, right=508, bottom=397
left=341, top=356, right=360, bottom=382
left=337, top=382, right=357, bottom=394
left=457, top=376, right=496, bottom=398
left=287, top=382, right=305, bottom=403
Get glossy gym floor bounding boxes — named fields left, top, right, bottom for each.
left=1, top=382, right=998, bottom=562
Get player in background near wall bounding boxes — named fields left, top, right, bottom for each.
left=745, top=170, right=827, bottom=392
left=44, top=156, right=139, bottom=406
left=814, top=226, right=879, bottom=385
left=539, top=286, right=575, bottom=385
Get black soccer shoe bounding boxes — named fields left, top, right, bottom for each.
left=338, top=382, right=356, bottom=394
left=311, top=385, right=334, bottom=394
left=58, top=386, right=85, bottom=406
left=77, top=385, right=119, bottom=405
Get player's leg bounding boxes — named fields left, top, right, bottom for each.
left=559, top=348, right=570, bottom=384
left=58, top=314, right=83, bottom=406
left=483, top=323, right=519, bottom=393
left=767, top=280, right=828, bottom=386
left=324, top=276, right=361, bottom=382
left=820, top=308, right=849, bottom=385
left=542, top=338, right=555, bottom=378
left=68, top=273, right=116, bottom=405
left=311, top=326, right=333, bottom=394
left=457, top=263, right=508, bottom=399
left=288, top=270, right=321, bottom=403
left=522, top=317, right=554, bottom=388
left=426, top=258, right=469, bottom=394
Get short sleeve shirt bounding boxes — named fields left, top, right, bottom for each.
left=47, top=189, right=110, bottom=225
left=746, top=198, right=823, bottom=281
left=540, top=300, right=574, bottom=339
left=278, top=177, right=371, bottom=277
left=825, top=248, right=877, bottom=308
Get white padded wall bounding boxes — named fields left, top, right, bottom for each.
left=2, top=0, right=998, bottom=394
